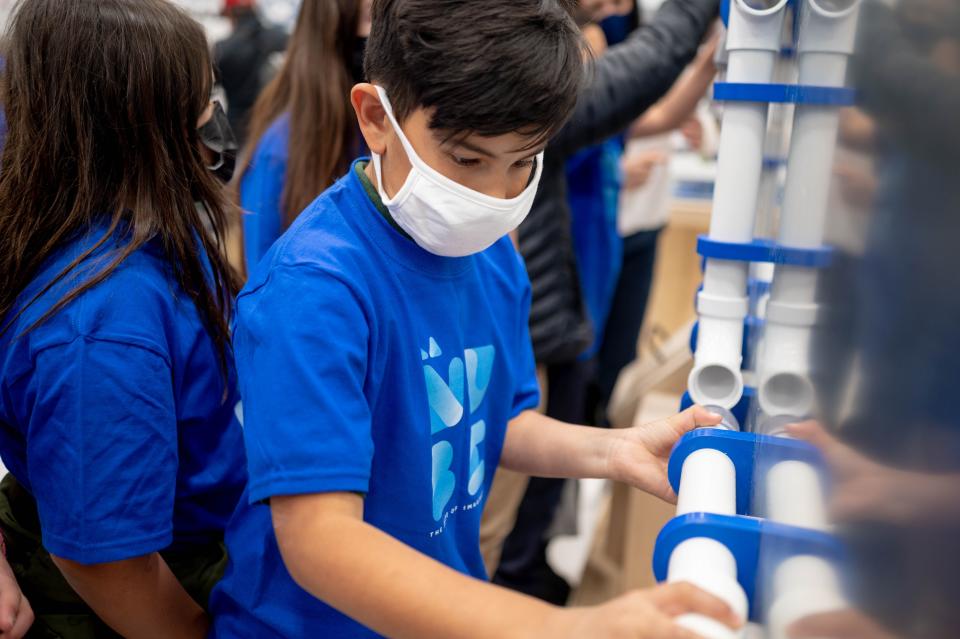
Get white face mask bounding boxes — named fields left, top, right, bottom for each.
left=371, top=86, right=544, bottom=257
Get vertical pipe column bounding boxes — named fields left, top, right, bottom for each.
left=667, top=449, right=748, bottom=638
left=756, top=0, right=862, bottom=421
left=689, top=0, right=791, bottom=410
left=760, top=5, right=861, bottom=626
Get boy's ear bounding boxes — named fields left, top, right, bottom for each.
left=351, top=83, right=390, bottom=155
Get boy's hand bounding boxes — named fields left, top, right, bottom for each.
left=546, top=582, right=742, bottom=639
left=0, top=551, right=33, bottom=638
left=608, top=406, right=722, bottom=502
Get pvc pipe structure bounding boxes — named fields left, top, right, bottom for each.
left=689, top=0, right=790, bottom=410
left=668, top=448, right=748, bottom=638
left=755, top=0, right=862, bottom=420
left=675, top=4, right=861, bottom=634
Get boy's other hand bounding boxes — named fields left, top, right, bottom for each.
left=545, top=582, right=742, bottom=639
left=0, top=550, right=33, bottom=639
left=607, top=406, right=722, bottom=502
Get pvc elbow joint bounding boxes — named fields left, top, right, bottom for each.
left=689, top=363, right=745, bottom=411
left=758, top=371, right=815, bottom=419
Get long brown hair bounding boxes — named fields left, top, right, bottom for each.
left=238, top=0, right=361, bottom=229
left=0, top=0, right=240, bottom=374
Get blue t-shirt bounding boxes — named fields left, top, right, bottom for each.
left=210, top=161, right=540, bottom=638
left=240, top=114, right=290, bottom=274
left=567, top=138, right=624, bottom=358
left=0, top=227, right=247, bottom=564
left=241, top=115, right=370, bottom=274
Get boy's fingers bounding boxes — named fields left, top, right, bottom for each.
left=672, top=405, right=723, bottom=434
left=664, top=620, right=710, bottom=639
left=649, top=582, right=742, bottom=629
left=8, top=597, right=33, bottom=639
left=631, top=608, right=701, bottom=639
left=0, top=585, right=20, bottom=632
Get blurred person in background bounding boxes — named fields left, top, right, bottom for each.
left=237, top=0, right=372, bottom=274
left=596, top=26, right=717, bottom=419
left=215, top=0, right=289, bottom=144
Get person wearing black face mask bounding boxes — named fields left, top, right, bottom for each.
left=234, top=0, right=372, bottom=276
left=199, top=101, right=240, bottom=184
left=0, top=2, right=247, bottom=638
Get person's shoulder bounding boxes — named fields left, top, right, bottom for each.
left=7, top=233, right=183, bottom=359
left=251, top=115, right=291, bottom=165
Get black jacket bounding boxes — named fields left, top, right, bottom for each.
left=518, top=0, right=719, bottom=364
left=214, top=12, right=289, bottom=143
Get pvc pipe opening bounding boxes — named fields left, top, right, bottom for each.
left=735, top=0, right=790, bottom=17
left=807, top=0, right=860, bottom=18
left=759, top=414, right=798, bottom=436
left=759, top=372, right=814, bottom=417
left=690, top=364, right=744, bottom=410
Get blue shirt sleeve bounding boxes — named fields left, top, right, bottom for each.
left=235, top=265, right=374, bottom=503
left=26, top=337, right=178, bottom=565
left=241, top=150, right=287, bottom=274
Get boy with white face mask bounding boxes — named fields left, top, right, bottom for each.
left=210, top=1, right=739, bottom=637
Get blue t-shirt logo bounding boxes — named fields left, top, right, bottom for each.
left=423, top=338, right=496, bottom=526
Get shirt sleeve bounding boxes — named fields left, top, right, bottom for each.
left=26, top=338, right=178, bottom=565
left=235, top=265, right=374, bottom=503
left=241, top=150, right=287, bottom=274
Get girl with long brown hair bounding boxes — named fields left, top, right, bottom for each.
left=0, top=0, right=246, bottom=637
left=238, top=0, right=372, bottom=272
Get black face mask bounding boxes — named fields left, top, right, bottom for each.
left=198, top=101, right=238, bottom=183
left=351, top=37, right=368, bottom=84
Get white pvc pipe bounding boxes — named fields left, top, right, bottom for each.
left=765, top=460, right=829, bottom=531
left=755, top=320, right=817, bottom=419
left=669, top=449, right=748, bottom=638
left=670, top=539, right=749, bottom=639
left=676, top=448, right=738, bottom=516
left=778, top=54, right=848, bottom=249
left=690, top=316, right=748, bottom=408
left=756, top=0, right=861, bottom=421
left=764, top=439, right=846, bottom=637
left=689, top=0, right=790, bottom=409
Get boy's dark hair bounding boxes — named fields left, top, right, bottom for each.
left=365, top=0, right=588, bottom=150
